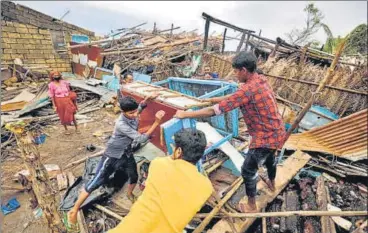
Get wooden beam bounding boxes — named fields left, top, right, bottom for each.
left=203, top=18, right=210, bottom=51
left=195, top=210, right=368, bottom=218
left=222, top=28, right=227, bottom=54
left=208, top=151, right=311, bottom=233
left=244, top=33, right=251, bottom=52
left=12, top=131, right=66, bottom=232
left=265, top=73, right=368, bottom=96
left=192, top=177, right=243, bottom=233
left=316, top=176, right=336, bottom=233
left=236, top=32, right=246, bottom=52
left=202, top=12, right=255, bottom=33
left=94, top=204, right=124, bottom=221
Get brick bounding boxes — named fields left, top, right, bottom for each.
left=42, top=50, right=52, bottom=54
left=17, top=17, right=31, bottom=25
left=29, top=49, right=39, bottom=54
left=16, top=38, right=30, bottom=44
left=2, top=32, right=9, bottom=37
left=0, top=59, right=13, bottom=65
left=39, top=29, right=49, bottom=35
left=6, top=21, right=13, bottom=26
left=28, top=28, right=38, bottom=34
left=3, top=38, right=17, bottom=44
left=20, top=33, right=34, bottom=39
left=16, top=27, right=29, bottom=34
left=23, top=44, right=36, bottom=49
left=8, top=33, right=21, bottom=38
left=17, top=49, right=30, bottom=54
left=4, top=26, right=16, bottom=33
left=2, top=11, right=16, bottom=19
left=32, top=34, right=44, bottom=39
left=46, top=54, right=56, bottom=59
left=46, top=59, right=56, bottom=64
left=2, top=43, right=11, bottom=49
left=23, top=59, right=35, bottom=64
left=11, top=54, right=24, bottom=59
left=25, top=53, right=43, bottom=59
left=41, top=40, right=52, bottom=45
left=26, top=23, right=37, bottom=29
left=28, top=39, right=41, bottom=44
left=35, top=59, right=46, bottom=64
left=11, top=44, right=24, bottom=49
left=3, top=49, right=14, bottom=54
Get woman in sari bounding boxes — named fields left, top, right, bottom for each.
left=48, top=71, right=79, bottom=135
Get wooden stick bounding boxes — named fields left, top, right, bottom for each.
left=262, top=208, right=267, bottom=233
left=205, top=158, right=227, bottom=174
left=193, top=177, right=243, bottom=233
left=283, top=36, right=348, bottom=143
left=194, top=210, right=368, bottom=218
left=63, top=150, right=105, bottom=170
left=265, top=73, right=368, bottom=96
left=94, top=204, right=123, bottom=221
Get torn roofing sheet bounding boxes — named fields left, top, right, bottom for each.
left=16, top=84, right=50, bottom=117
left=284, top=109, right=367, bottom=161
left=68, top=79, right=115, bottom=103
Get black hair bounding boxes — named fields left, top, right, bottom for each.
left=123, top=73, right=133, bottom=79
left=232, top=51, right=257, bottom=73
left=119, top=96, right=138, bottom=112
left=174, top=128, right=207, bottom=164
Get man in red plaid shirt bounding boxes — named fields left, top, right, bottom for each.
left=174, top=51, right=285, bottom=213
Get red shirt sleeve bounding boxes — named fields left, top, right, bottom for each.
left=213, top=84, right=250, bottom=115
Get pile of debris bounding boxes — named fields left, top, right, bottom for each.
left=70, top=24, right=222, bottom=81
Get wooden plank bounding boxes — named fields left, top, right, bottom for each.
left=208, top=151, right=311, bottom=233
left=56, top=173, right=68, bottom=191
left=328, top=204, right=352, bottom=231
left=316, top=176, right=336, bottom=233
left=203, top=18, right=210, bottom=51
left=236, top=32, right=246, bottom=52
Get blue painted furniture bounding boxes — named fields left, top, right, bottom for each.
left=153, top=77, right=239, bottom=137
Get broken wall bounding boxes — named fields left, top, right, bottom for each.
left=1, top=1, right=98, bottom=73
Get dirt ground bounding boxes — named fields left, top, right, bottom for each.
left=0, top=109, right=117, bottom=233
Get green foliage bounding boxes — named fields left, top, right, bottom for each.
left=286, top=2, right=333, bottom=47
left=344, top=24, right=368, bottom=55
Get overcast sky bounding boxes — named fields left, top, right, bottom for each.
left=16, top=1, right=367, bottom=51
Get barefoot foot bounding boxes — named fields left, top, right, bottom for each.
left=239, top=202, right=258, bottom=213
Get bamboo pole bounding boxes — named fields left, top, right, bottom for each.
left=63, top=150, right=105, bottom=170
left=12, top=130, right=66, bottom=232
left=94, top=204, right=123, bottom=221
left=262, top=208, right=267, bottom=233
left=194, top=210, right=368, bottom=218
left=264, top=73, right=368, bottom=96
left=192, top=177, right=243, bottom=233
left=283, top=36, right=348, bottom=141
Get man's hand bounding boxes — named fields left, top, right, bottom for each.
left=53, top=106, right=57, bottom=112
left=173, top=110, right=187, bottom=119
left=155, top=110, right=166, bottom=123
left=200, top=98, right=214, bottom=103
left=148, top=92, right=160, bottom=100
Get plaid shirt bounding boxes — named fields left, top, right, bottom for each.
left=213, top=74, right=285, bottom=149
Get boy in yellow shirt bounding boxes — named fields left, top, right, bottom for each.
left=108, top=128, right=213, bottom=233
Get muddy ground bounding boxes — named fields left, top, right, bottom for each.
left=0, top=109, right=116, bottom=233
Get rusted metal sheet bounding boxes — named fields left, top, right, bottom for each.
left=70, top=42, right=103, bottom=77
left=284, top=109, right=368, bottom=161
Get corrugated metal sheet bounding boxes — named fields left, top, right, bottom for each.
left=69, top=79, right=115, bottom=104
left=285, top=109, right=368, bottom=161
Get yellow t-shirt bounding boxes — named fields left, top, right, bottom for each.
left=108, top=157, right=213, bottom=233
